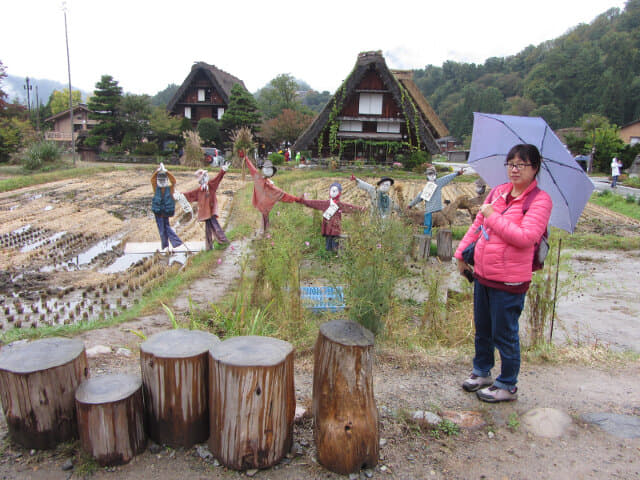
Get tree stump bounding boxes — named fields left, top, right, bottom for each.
left=0, top=337, right=88, bottom=449
left=209, top=336, right=295, bottom=471
left=140, top=329, right=220, bottom=447
left=436, top=228, right=453, bottom=260
left=313, top=320, right=378, bottom=475
left=75, top=373, right=146, bottom=466
left=412, top=234, right=431, bottom=260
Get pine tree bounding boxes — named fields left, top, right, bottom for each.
left=221, top=83, right=261, bottom=135
left=85, top=75, right=124, bottom=148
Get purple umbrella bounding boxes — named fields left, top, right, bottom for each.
left=468, top=112, right=594, bottom=233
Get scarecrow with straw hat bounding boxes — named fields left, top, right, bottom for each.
left=351, top=174, right=401, bottom=219
left=243, top=153, right=300, bottom=233
left=297, top=182, right=365, bottom=251
left=151, top=163, right=184, bottom=253
left=182, top=163, right=230, bottom=250
left=408, top=165, right=463, bottom=235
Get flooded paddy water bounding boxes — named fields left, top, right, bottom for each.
left=0, top=169, right=247, bottom=333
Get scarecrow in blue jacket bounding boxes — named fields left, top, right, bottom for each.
left=408, top=166, right=463, bottom=235
left=151, top=163, right=183, bottom=252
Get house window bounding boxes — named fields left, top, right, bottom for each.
left=359, top=93, right=383, bottom=115
left=630, top=137, right=640, bottom=145
left=198, top=89, right=205, bottom=102
left=377, top=122, right=400, bottom=133
left=184, top=107, right=191, bottom=119
left=339, top=120, right=362, bottom=132
left=217, top=108, right=224, bottom=120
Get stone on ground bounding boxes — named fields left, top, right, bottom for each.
left=522, top=407, right=571, bottom=438
left=581, top=412, right=640, bottom=438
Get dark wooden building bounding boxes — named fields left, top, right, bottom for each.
left=167, top=62, right=247, bottom=128
left=293, top=51, right=448, bottom=162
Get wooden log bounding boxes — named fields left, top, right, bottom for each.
left=412, top=234, right=431, bottom=260
left=140, top=329, right=220, bottom=447
left=436, top=228, right=453, bottom=260
left=75, top=373, right=146, bottom=466
left=0, top=337, right=88, bottom=449
left=209, top=336, right=295, bottom=470
left=313, top=320, right=378, bottom=475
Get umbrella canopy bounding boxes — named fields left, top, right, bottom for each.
left=468, top=112, right=594, bottom=233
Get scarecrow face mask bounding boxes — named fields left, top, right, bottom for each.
left=198, top=171, right=209, bottom=188
left=378, top=181, right=391, bottom=193
left=329, top=185, right=340, bottom=198
left=157, top=172, right=169, bottom=188
left=475, top=183, right=486, bottom=195
left=262, top=166, right=274, bottom=178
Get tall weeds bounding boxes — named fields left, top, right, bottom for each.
left=337, top=214, right=412, bottom=335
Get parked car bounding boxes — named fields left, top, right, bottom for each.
left=203, top=147, right=224, bottom=167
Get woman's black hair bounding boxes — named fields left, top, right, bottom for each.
left=506, top=144, right=542, bottom=176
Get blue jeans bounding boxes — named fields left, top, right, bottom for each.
left=472, top=281, right=526, bottom=390
left=611, top=175, right=619, bottom=188
left=155, top=215, right=183, bottom=249
left=423, top=212, right=433, bottom=235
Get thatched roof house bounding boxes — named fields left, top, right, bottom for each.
left=292, top=51, right=448, bottom=162
left=167, top=62, right=246, bottom=127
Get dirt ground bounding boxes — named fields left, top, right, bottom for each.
left=1, top=168, right=639, bottom=479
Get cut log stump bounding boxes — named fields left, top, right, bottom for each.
left=209, top=336, right=295, bottom=471
left=436, top=228, right=453, bottom=260
left=313, top=320, right=378, bottom=475
left=75, top=374, right=146, bottom=466
left=412, top=234, right=431, bottom=260
left=0, top=337, right=88, bottom=449
left=140, top=329, right=220, bottom=447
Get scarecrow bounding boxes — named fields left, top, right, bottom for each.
left=297, top=182, right=365, bottom=251
left=351, top=175, right=401, bottom=219
left=151, top=163, right=183, bottom=252
left=182, top=163, right=230, bottom=250
left=408, top=166, right=463, bottom=235
left=244, top=153, right=299, bottom=233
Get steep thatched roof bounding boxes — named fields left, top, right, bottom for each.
left=167, top=62, right=246, bottom=111
left=292, top=51, right=447, bottom=155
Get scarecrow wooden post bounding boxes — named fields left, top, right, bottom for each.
left=412, top=233, right=431, bottom=260
left=313, top=320, right=378, bottom=475
left=436, top=228, right=453, bottom=260
left=75, top=374, right=146, bottom=466
left=208, top=336, right=295, bottom=470
left=0, top=337, right=88, bottom=449
left=140, top=329, right=220, bottom=447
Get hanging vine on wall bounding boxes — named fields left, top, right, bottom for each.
left=397, top=83, right=423, bottom=152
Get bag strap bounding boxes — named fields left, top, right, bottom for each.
left=521, top=186, right=541, bottom=215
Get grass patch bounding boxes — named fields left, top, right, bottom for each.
left=590, top=190, right=640, bottom=221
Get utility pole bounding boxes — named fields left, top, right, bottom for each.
left=23, top=77, right=32, bottom=116
left=63, top=2, right=76, bottom=165
left=35, top=85, right=41, bottom=135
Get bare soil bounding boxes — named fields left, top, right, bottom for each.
left=1, top=170, right=639, bottom=479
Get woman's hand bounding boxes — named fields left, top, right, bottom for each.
left=479, top=204, right=494, bottom=218
left=457, top=258, right=470, bottom=274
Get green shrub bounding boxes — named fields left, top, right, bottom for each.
left=337, top=214, right=412, bottom=335
left=269, top=152, right=285, bottom=165
left=134, top=142, right=159, bottom=156
left=398, top=150, right=431, bottom=171
left=21, top=141, right=62, bottom=170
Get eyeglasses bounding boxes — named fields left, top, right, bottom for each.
left=504, top=162, right=531, bottom=171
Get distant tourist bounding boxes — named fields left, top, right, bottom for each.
left=611, top=157, right=623, bottom=188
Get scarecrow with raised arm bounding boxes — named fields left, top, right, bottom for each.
left=182, top=164, right=230, bottom=250
left=244, top=153, right=299, bottom=233
left=351, top=175, right=401, bottom=219
left=151, top=163, right=184, bottom=252
left=408, top=165, right=463, bottom=235
left=297, top=182, right=365, bottom=251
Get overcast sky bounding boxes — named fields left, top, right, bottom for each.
left=1, top=0, right=628, bottom=97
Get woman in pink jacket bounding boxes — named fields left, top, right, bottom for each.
left=455, top=144, right=552, bottom=403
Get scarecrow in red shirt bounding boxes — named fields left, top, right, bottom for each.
left=297, top=182, right=364, bottom=251
left=243, top=152, right=299, bottom=233
left=182, top=164, right=230, bottom=250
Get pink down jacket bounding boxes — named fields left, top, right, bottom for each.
left=454, top=179, right=552, bottom=283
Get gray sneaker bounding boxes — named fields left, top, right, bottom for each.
left=462, top=374, right=493, bottom=392
left=476, top=385, right=518, bottom=403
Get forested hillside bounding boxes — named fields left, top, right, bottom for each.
left=414, top=0, right=640, bottom=138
